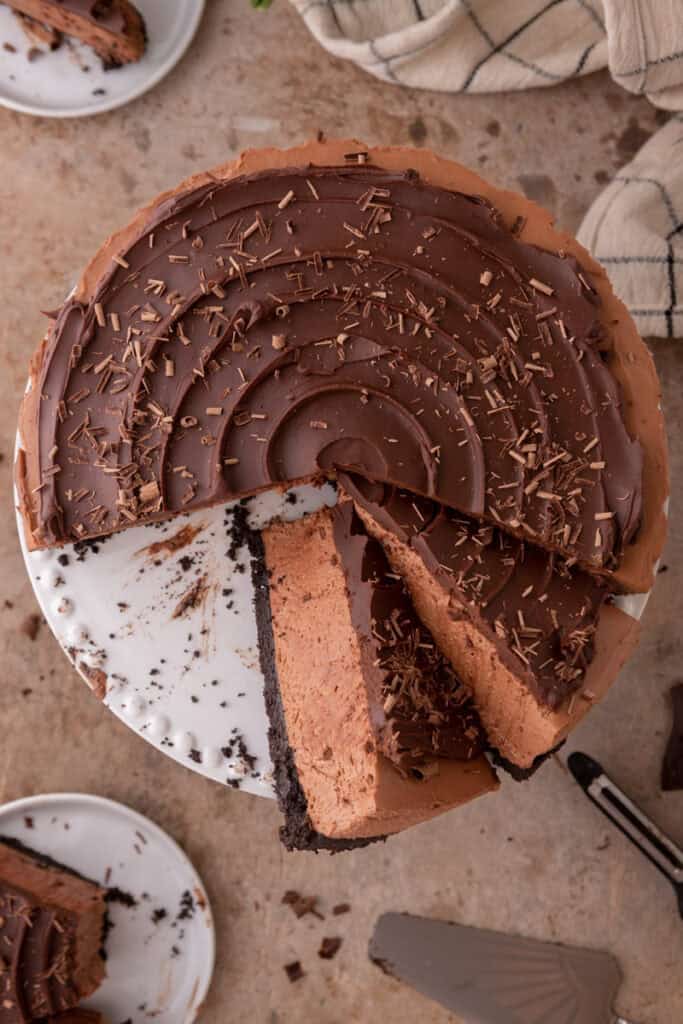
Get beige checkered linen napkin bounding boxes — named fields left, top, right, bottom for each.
left=290, top=0, right=683, bottom=338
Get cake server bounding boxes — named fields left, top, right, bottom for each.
left=568, top=751, right=683, bottom=919
left=369, top=912, right=636, bottom=1024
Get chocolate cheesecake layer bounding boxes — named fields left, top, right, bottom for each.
left=18, top=152, right=660, bottom=583
left=0, top=839, right=106, bottom=1022
left=343, top=475, right=641, bottom=768
left=3, top=0, right=146, bottom=66
left=257, top=503, right=498, bottom=849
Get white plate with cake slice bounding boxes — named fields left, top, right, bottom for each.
left=0, top=0, right=205, bottom=118
left=0, top=792, right=215, bottom=1024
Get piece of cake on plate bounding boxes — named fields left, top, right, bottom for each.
left=3, top=1, right=146, bottom=66
left=14, top=139, right=668, bottom=847
left=0, top=838, right=106, bottom=1021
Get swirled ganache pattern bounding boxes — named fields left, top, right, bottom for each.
left=0, top=890, right=77, bottom=1022
left=25, top=165, right=643, bottom=570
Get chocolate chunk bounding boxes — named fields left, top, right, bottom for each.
left=318, top=936, right=342, bottom=959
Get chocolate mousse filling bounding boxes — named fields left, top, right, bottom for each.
left=253, top=502, right=497, bottom=851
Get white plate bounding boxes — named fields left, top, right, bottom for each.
left=0, top=0, right=205, bottom=118
left=0, top=792, right=215, bottom=1024
left=17, top=481, right=337, bottom=798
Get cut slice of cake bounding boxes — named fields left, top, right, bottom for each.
left=0, top=838, right=106, bottom=1022
left=342, top=475, right=641, bottom=771
left=253, top=501, right=498, bottom=851
left=3, top=1, right=146, bottom=67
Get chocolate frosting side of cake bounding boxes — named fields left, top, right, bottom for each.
left=340, top=474, right=608, bottom=711
left=246, top=505, right=380, bottom=852
left=331, top=501, right=486, bottom=773
left=21, top=163, right=644, bottom=574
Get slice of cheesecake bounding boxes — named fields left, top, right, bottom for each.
left=341, top=475, right=641, bottom=772
left=0, top=838, right=106, bottom=1022
left=3, top=1, right=146, bottom=67
left=253, top=501, right=498, bottom=851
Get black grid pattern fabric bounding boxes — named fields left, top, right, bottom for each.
left=291, top=0, right=683, bottom=337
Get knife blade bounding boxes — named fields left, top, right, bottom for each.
left=568, top=751, right=683, bottom=919
left=369, top=913, right=636, bottom=1024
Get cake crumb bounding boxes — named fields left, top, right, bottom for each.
left=284, top=961, right=304, bottom=983
left=318, top=937, right=342, bottom=960
left=282, top=890, right=324, bottom=920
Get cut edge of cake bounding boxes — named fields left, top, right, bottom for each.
left=251, top=504, right=499, bottom=851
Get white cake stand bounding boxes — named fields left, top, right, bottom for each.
left=16, top=478, right=336, bottom=798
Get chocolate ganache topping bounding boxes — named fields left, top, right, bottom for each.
left=0, top=886, right=78, bottom=1022
left=341, top=474, right=607, bottom=711
left=24, top=164, right=642, bottom=570
left=332, top=501, right=486, bottom=774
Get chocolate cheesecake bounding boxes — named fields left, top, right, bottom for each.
left=256, top=501, right=498, bottom=850
left=0, top=838, right=106, bottom=1022
left=3, top=1, right=146, bottom=67
left=14, top=140, right=668, bottom=843
left=342, top=475, right=641, bottom=769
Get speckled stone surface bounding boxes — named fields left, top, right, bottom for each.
left=0, top=3, right=681, bottom=1022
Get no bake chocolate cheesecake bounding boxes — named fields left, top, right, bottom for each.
left=256, top=501, right=498, bottom=850
left=15, top=139, right=668, bottom=842
left=3, top=0, right=146, bottom=66
left=0, top=839, right=106, bottom=1022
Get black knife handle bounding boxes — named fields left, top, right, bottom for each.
left=568, top=751, right=683, bottom=920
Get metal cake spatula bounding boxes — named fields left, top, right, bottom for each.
left=369, top=913, right=636, bottom=1024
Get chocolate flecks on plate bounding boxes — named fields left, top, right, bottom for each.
left=176, top=889, right=195, bottom=921
left=332, top=902, right=351, bottom=916
left=106, top=885, right=138, bottom=908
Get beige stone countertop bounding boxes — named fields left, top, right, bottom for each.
left=0, top=2, right=681, bottom=1022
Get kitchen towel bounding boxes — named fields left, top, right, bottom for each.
left=290, top=0, right=683, bottom=338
